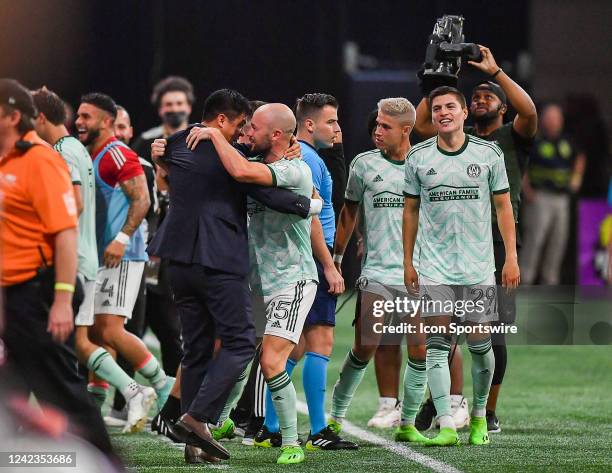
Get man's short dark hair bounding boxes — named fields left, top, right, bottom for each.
left=428, top=86, right=467, bottom=110
left=295, top=93, right=339, bottom=123
left=81, top=92, right=118, bottom=119
left=151, top=76, right=195, bottom=109
left=31, top=87, right=66, bottom=125
left=367, top=108, right=378, bottom=137
left=202, top=89, right=250, bottom=122
left=249, top=100, right=267, bottom=116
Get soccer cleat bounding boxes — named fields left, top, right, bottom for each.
left=444, top=396, right=470, bottom=430
left=254, top=425, right=282, bottom=448
left=394, top=424, right=429, bottom=444
left=469, top=416, right=490, bottom=445
left=151, top=411, right=181, bottom=443
left=277, top=445, right=305, bottom=464
left=211, top=418, right=236, bottom=441
left=425, top=427, right=460, bottom=447
left=415, top=397, right=436, bottom=432
left=123, top=386, right=157, bottom=433
left=104, top=407, right=127, bottom=427
left=367, top=399, right=401, bottom=428
left=327, top=418, right=343, bottom=435
left=306, top=426, right=359, bottom=450
left=242, top=416, right=264, bottom=446
left=486, top=410, right=501, bottom=433
left=155, top=376, right=175, bottom=412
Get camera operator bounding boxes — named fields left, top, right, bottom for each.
left=414, top=45, right=537, bottom=433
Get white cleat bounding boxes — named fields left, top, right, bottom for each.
left=104, top=407, right=128, bottom=427
left=435, top=395, right=470, bottom=430
left=123, top=386, right=157, bottom=433
left=367, top=398, right=401, bottom=428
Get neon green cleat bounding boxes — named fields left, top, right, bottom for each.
left=469, top=416, right=490, bottom=445
left=425, top=427, right=460, bottom=446
left=394, top=424, right=429, bottom=444
left=277, top=445, right=305, bottom=464
left=211, top=418, right=235, bottom=441
left=328, top=419, right=343, bottom=435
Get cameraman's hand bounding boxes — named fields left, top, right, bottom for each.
left=468, top=45, right=500, bottom=76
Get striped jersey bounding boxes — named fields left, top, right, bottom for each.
left=404, top=135, right=509, bottom=285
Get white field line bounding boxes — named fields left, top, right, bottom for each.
left=295, top=400, right=462, bottom=473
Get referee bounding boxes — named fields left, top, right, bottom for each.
left=0, top=79, right=114, bottom=459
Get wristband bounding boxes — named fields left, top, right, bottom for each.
left=114, top=231, right=130, bottom=245
left=308, top=198, right=323, bottom=217
left=491, top=68, right=503, bottom=79
left=333, top=253, right=343, bottom=264
left=55, top=282, right=75, bottom=293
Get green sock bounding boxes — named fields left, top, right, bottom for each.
left=426, top=336, right=452, bottom=424
left=330, top=350, right=369, bottom=420
left=217, top=365, right=250, bottom=423
left=87, top=347, right=137, bottom=399
left=267, top=370, right=298, bottom=446
left=468, top=338, right=494, bottom=417
left=137, top=355, right=167, bottom=391
left=400, top=358, right=427, bottom=425
left=87, top=382, right=109, bottom=408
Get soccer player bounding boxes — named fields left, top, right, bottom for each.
left=404, top=86, right=520, bottom=446
left=414, top=45, right=537, bottom=432
left=256, top=93, right=356, bottom=451
left=75, top=93, right=174, bottom=432
left=192, top=103, right=326, bottom=464
left=31, top=87, right=156, bottom=433
left=328, top=97, right=428, bottom=444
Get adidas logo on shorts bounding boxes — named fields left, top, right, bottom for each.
left=373, top=174, right=383, bottom=182
left=271, top=320, right=282, bottom=328
left=426, top=168, right=437, bottom=176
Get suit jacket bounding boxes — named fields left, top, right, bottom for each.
left=147, top=126, right=311, bottom=276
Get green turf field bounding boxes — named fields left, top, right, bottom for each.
left=110, top=293, right=612, bottom=472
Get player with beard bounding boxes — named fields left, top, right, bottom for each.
left=185, top=103, right=335, bottom=464
left=414, top=46, right=537, bottom=433
left=75, top=93, right=175, bottom=433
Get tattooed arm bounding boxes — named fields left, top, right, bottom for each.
left=103, top=174, right=151, bottom=267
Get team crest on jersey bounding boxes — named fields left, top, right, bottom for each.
left=467, top=164, right=481, bottom=178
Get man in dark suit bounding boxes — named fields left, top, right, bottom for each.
left=147, top=89, right=318, bottom=462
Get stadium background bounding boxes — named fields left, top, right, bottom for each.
left=1, top=1, right=611, bottom=471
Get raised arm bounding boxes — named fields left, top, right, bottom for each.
left=244, top=184, right=317, bottom=218
left=414, top=98, right=436, bottom=139
left=468, top=45, right=537, bottom=139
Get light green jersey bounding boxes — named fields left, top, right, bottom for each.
left=345, top=149, right=406, bottom=285
left=404, top=135, right=509, bottom=285
left=54, top=136, right=98, bottom=280
left=248, top=158, right=318, bottom=296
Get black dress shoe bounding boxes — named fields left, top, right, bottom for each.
left=184, top=444, right=221, bottom=464
left=174, top=414, right=230, bottom=460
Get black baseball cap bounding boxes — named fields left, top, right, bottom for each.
left=0, top=78, right=37, bottom=117
left=472, top=81, right=507, bottom=105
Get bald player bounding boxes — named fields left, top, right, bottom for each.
left=185, top=103, right=330, bottom=465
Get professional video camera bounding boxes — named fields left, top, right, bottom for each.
left=419, top=14, right=482, bottom=94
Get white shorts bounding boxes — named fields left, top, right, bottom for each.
left=252, top=280, right=317, bottom=344
left=94, top=261, right=145, bottom=318
left=75, top=274, right=96, bottom=326
left=419, top=273, right=498, bottom=323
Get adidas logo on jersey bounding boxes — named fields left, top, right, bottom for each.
left=271, top=320, right=282, bottom=328
left=373, top=174, right=384, bottom=182
left=426, top=168, right=437, bottom=176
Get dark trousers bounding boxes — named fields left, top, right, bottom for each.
left=2, top=268, right=113, bottom=455
left=167, top=262, right=255, bottom=424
